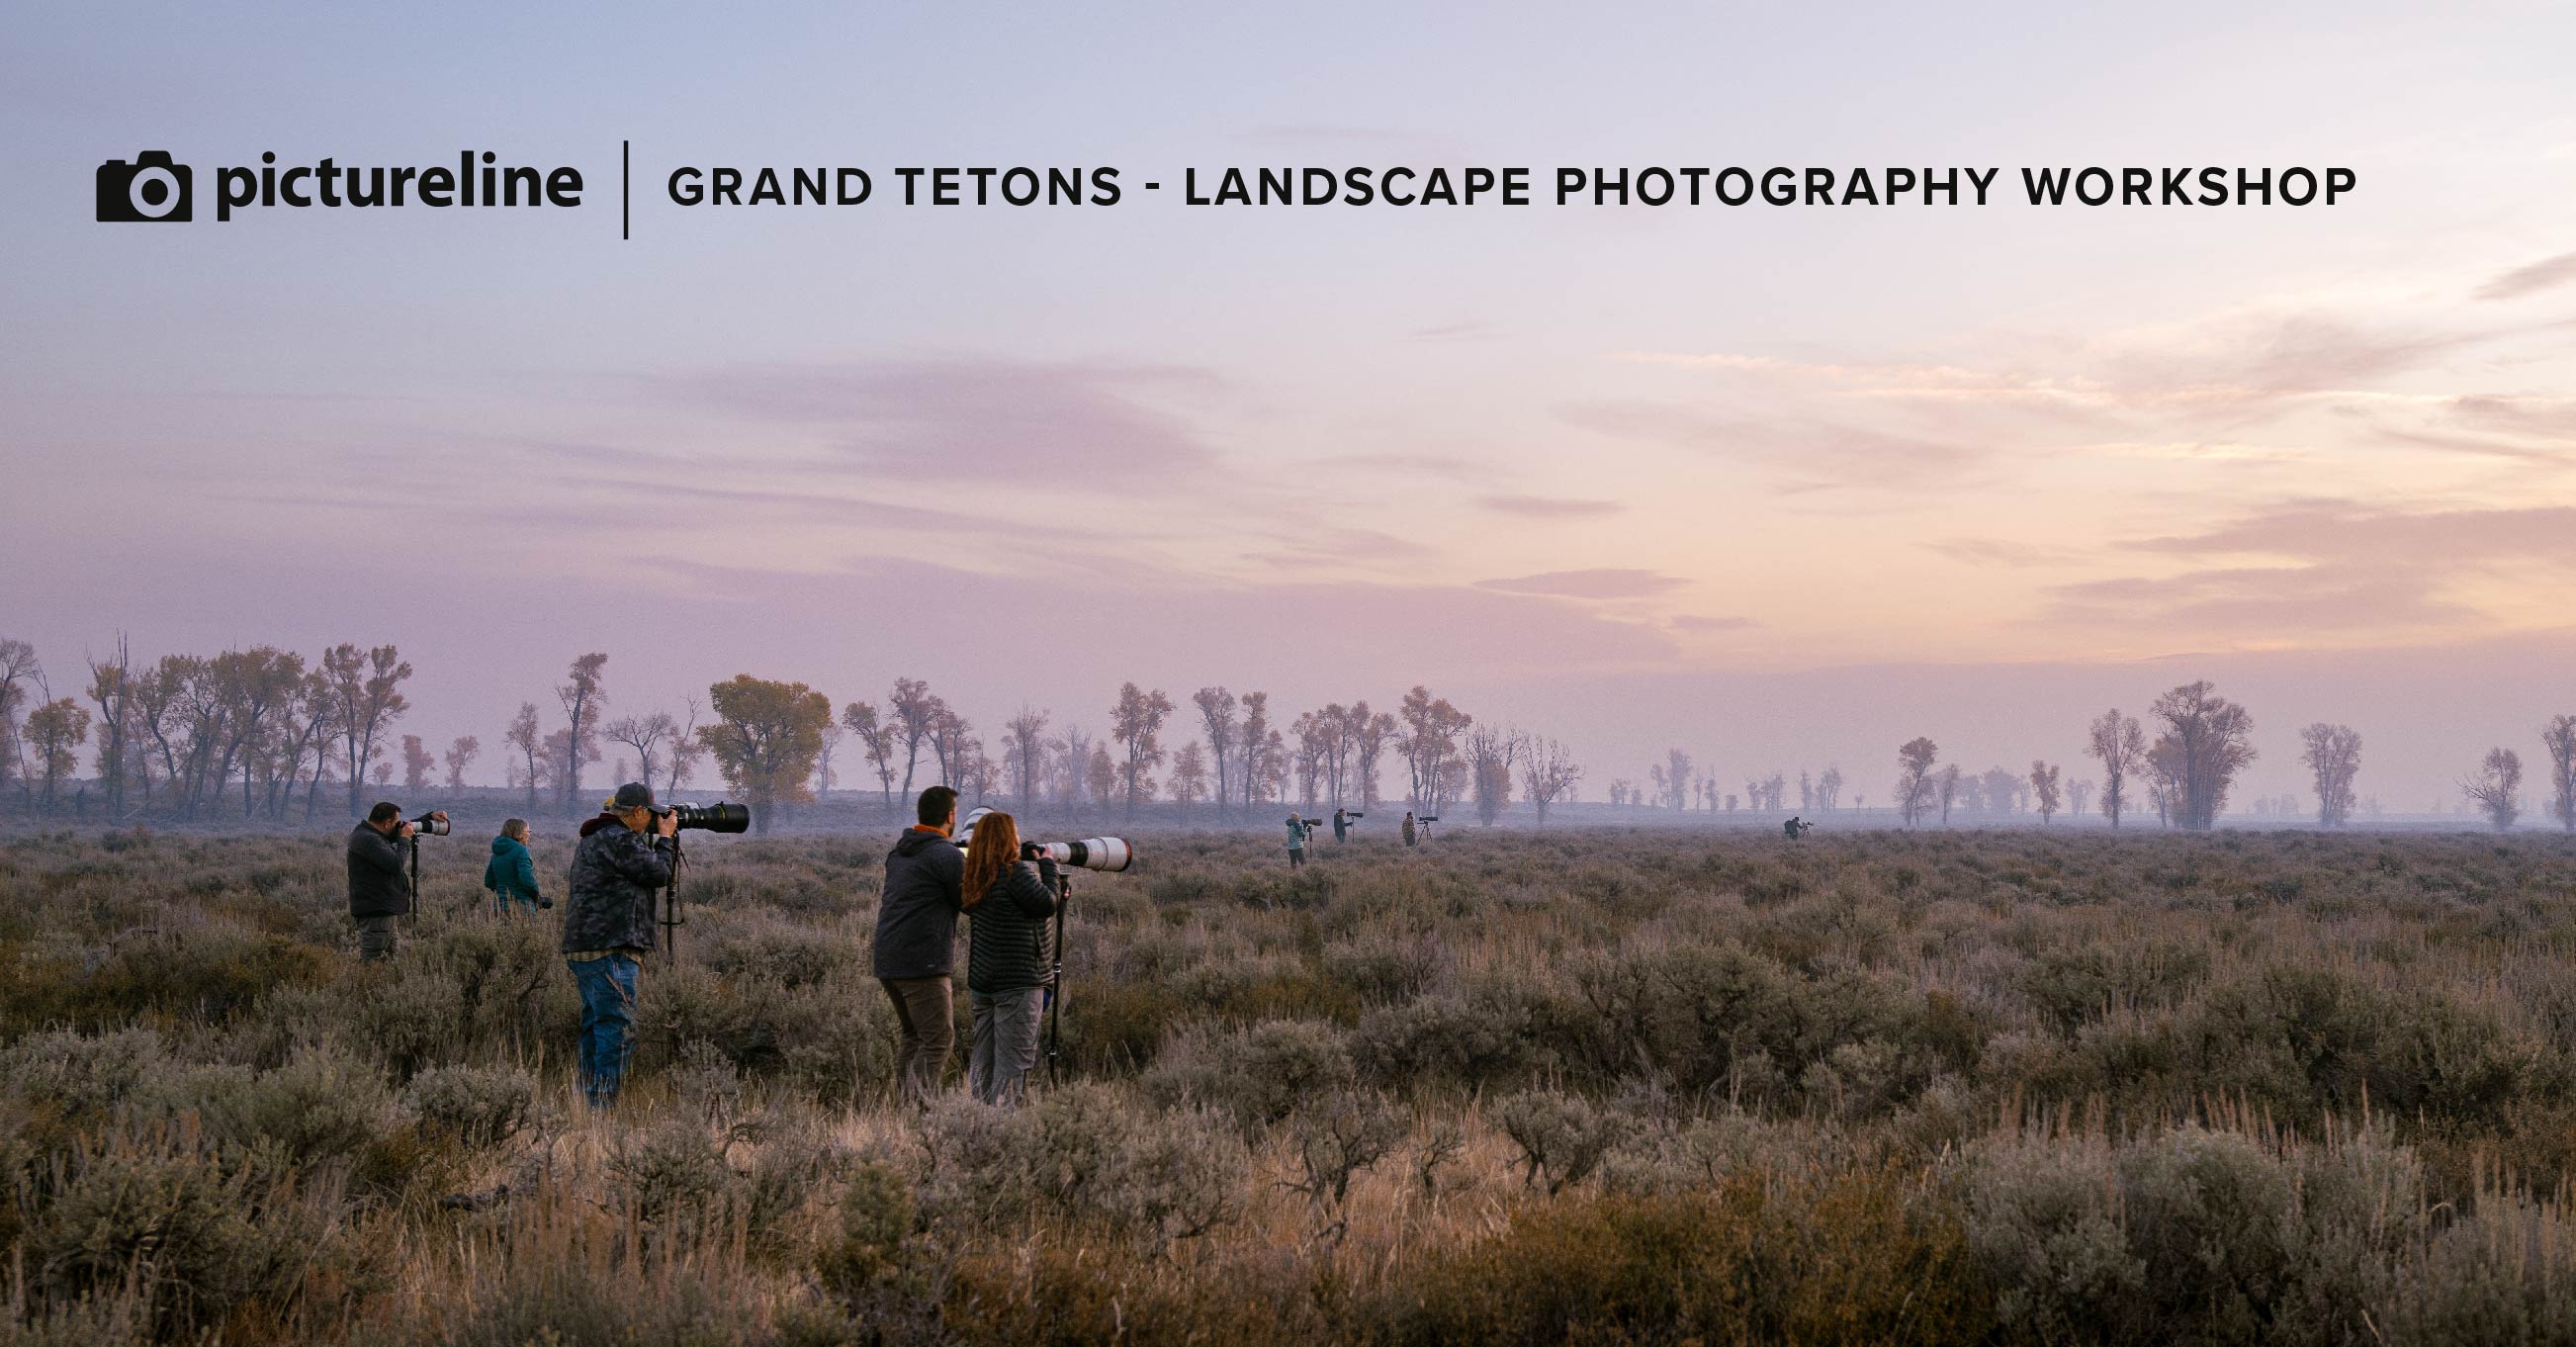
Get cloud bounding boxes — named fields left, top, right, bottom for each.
left=2125, top=502, right=2576, bottom=566
left=1925, top=538, right=2086, bottom=569
left=1477, top=494, right=1625, bottom=520
left=1668, top=614, right=1755, bottom=632
left=1475, top=569, right=1687, bottom=598
left=2476, top=250, right=2576, bottom=302
left=666, top=358, right=1221, bottom=484
left=1413, top=319, right=1498, bottom=341
left=2037, top=566, right=2471, bottom=637
left=1558, top=399, right=1987, bottom=492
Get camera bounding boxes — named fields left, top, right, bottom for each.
left=1416, top=815, right=1439, bottom=824
left=660, top=801, right=752, bottom=833
left=1340, top=811, right=1366, bottom=820
left=409, top=811, right=450, bottom=837
left=97, top=151, right=192, bottom=223
left=957, top=807, right=1132, bottom=872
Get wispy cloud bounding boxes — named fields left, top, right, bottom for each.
left=1478, top=494, right=1624, bottom=520
left=1475, top=568, right=1687, bottom=598
left=666, top=358, right=1223, bottom=484
left=2476, top=250, right=2576, bottom=302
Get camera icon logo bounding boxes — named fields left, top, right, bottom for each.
left=97, top=150, right=192, bottom=223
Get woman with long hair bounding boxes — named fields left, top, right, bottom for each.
left=958, top=810, right=1061, bottom=1106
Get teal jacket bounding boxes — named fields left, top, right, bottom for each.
left=484, top=833, right=542, bottom=902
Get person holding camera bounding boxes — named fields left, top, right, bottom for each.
left=348, top=801, right=417, bottom=960
left=1286, top=813, right=1317, bottom=868
left=561, top=782, right=677, bottom=1109
left=484, top=818, right=547, bottom=914
left=874, top=785, right=966, bottom=1107
left=1401, top=811, right=1418, bottom=847
left=1332, top=807, right=1351, bottom=843
left=957, top=810, right=1061, bottom=1107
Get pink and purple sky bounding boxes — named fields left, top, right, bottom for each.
left=6, top=3, right=2574, bottom=809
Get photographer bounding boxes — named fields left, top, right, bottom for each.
left=958, top=810, right=1060, bottom=1107
left=347, top=801, right=416, bottom=960
left=483, top=818, right=546, bottom=914
left=1333, top=807, right=1351, bottom=843
left=1402, top=811, right=1418, bottom=847
left=560, top=782, right=676, bottom=1110
left=874, top=785, right=965, bottom=1107
left=1285, top=813, right=1316, bottom=868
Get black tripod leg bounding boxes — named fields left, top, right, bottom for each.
left=1045, top=878, right=1069, bottom=1083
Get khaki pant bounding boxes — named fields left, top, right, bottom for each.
left=355, top=914, right=398, bottom=961
left=881, top=975, right=954, bottom=1106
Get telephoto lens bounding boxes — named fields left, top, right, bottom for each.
left=668, top=802, right=752, bottom=833
left=410, top=812, right=450, bottom=837
left=1034, top=837, right=1132, bottom=873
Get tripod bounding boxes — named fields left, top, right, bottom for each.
left=659, top=834, right=687, bottom=964
left=1044, top=870, right=1072, bottom=1084
left=405, top=835, right=421, bottom=930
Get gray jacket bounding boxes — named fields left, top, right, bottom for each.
left=873, top=828, right=965, bottom=980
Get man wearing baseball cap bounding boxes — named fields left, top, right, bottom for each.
left=561, top=781, right=677, bottom=1108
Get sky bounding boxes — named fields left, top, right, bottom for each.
left=4, top=2, right=2574, bottom=811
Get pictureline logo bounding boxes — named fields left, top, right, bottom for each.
left=94, top=149, right=586, bottom=224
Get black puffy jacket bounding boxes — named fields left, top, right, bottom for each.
left=347, top=822, right=410, bottom=918
left=873, top=828, right=964, bottom=980
left=559, top=815, right=674, bottom=954
left=967, top=857, right=1060, bottom=994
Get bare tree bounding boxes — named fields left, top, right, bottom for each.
left=1936, top=764, right=1962, bottom=826
left=2462, top=748, right=2523, bottom=832
left=1352, top=706, right=1395, bottom=809
left=2085, top=708, right=2145, bottom=829
left=1466, top=724, right=1526, bottom=825
left=604, top=712, right=679, bottom=789
left=1110, top=682, right=1175, bottom=819
left=1816, top=764, right=1843, bottom=811
left=0, top=637, right=40, bottom=797
left=889, top=677, right=943, bottom=799
left=1980, top=765, right=2020, bottom=816
left=323, top=643, right=411, bottom=817
left=1169, top=741, right=1209, bottom=820
left=1519, top=737, right=1583, bottom=825
left=503, top=701, right=544, bottom=814
left=1005, top=705, right=1050, bottom=816
left=1239, top=691, right=1276, bottom=815
left=2029, top=761, right=2062, bottom=824
left=554, top=653, right=609, bottom=814
left=1394, top=686, right=1471, bottom=814
left=666, top=692, right=708, bottom=801
left=1895, top=737, right=1938, bottom=828
left=2298, top=723, right=2363, bottom=829
left=1192, top=686, right=1238, bottom=821
left=2148, top=681, right=2257, bottom=831
left=2069, top=778, right=2093, bottom=817
left=83, top=639, right=133, bottom=816
left=842, top=700, right=898, bottom=814
left=443, top=735, right=481, bottom=790
left=2544, top=715, right=2576, bottom=834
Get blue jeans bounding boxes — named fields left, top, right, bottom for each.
left=568, top=954, right=640, bottom=1107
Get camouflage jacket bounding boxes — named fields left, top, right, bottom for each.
left=559, top=815, right=674, bottom=953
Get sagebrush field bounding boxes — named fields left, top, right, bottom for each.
left=5, top=823, right=2576, bottom=1345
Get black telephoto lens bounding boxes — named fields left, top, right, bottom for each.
left=670, top=802, right=752, bottom=833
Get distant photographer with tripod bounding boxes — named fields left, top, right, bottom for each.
left=561, top=782, right=676, bottom=1110
left=958, top=810, right=1061, bottom=1108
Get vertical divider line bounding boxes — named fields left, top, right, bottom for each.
left=622, top=140, right=630, bottom=240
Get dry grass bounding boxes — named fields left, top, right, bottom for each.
left=3, top=822, right=2576, bottom=1343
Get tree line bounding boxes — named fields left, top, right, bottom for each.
left=0, top=635, right=1587, bottom=834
